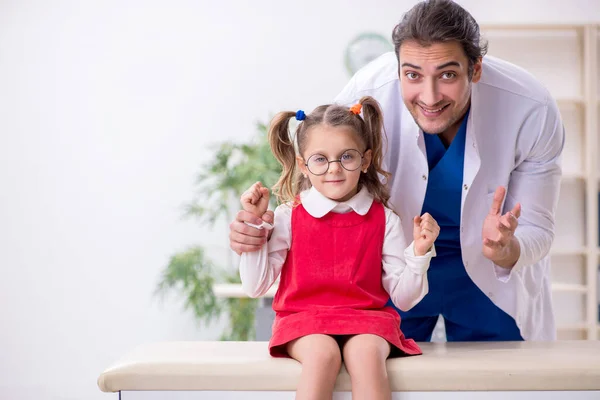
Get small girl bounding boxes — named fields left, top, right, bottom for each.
left=239, top=96, right=439, bottom=400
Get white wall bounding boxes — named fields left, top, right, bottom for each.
left=0, top=1, right=598, bottom=399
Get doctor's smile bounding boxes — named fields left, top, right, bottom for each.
left=417, top=103, right=450, bottom=117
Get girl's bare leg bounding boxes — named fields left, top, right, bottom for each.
left=286, top=334, right=342, bottom=400
left=342, top=334, right=392, bottom=400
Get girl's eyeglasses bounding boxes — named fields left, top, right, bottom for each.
left=305, top=149, right=364, bottom=176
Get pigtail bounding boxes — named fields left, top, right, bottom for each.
left=268, top=111, right=299, bottom=204
left=294, top=165, right=312, bottom=203
left=357, top=96, right=391, bottom=207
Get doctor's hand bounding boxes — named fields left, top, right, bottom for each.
left=482, top=186, right=521, bottom=268
left=413, top=213, right=439, bottom=256
left=229, top=182, right=274, bottom=255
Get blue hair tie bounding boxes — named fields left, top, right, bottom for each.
left=295, top=110, right=306, bottom=121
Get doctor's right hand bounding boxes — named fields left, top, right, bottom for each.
left=229, top=182, right=274, bottom=255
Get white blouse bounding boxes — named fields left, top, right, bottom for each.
left=239, top=187, right=436, bottom=311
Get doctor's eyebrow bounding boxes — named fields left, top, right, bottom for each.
left=401, top=63, right=421, bottom=69
left=436, top=61, right=461, bottom=70
left=400, top=61, right=461, bottom=70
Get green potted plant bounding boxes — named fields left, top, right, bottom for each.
left=155, top=121, right=281, bottom=341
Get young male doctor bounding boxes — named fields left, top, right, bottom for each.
left=229, top=0, right=565, bottom=342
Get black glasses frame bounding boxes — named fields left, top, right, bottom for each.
left=304, top=149, right=364, bottom=176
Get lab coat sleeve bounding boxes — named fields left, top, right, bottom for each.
left=238, top=203, right=292, bottom=298
left=498, top=96, right=565, bottom=280
left=381, top=208, right=436, bottom=311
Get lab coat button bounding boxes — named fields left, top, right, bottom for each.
left=422, top=174, right=427, bottom=181
left=463, top=184, right=468, bottom=190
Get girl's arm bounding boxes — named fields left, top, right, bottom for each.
left=381, top=209, right=436, bottom=311
left=239, top=203, right=292, bottom=298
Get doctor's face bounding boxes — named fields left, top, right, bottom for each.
left=398, top=40, right=482, bottom=137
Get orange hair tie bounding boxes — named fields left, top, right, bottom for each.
left=350, top=103, right=362, bottom=115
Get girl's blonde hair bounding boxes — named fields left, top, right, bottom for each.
left=268, top=95, right=391, bottom=207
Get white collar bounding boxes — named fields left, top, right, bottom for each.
left=299, top=186, right=374, bottom=218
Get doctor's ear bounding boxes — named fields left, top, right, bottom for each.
left=471, top=57, right=483, bottom=83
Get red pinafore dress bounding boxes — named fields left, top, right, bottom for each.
left=268, top=200, right=422, bottom=358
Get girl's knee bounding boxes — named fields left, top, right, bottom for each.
left=343, top=335, right=390, bottom=367
left=288, top=335, right=342, bottom=370
left=307, top=342, right=342, bottom=370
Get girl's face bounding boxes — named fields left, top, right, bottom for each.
left=297, top=124, right=372, bottom=202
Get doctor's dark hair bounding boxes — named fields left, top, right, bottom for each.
left=268, top=96, right=391, bottom=207
left=392, top=0, right=488, bottom=79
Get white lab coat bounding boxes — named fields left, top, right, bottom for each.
left=334, top=52, right=565, bottom=341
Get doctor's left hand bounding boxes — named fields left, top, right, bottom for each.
left=481, top=186, right=521, bottom=267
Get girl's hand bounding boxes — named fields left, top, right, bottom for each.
left=413, top=212, right=440, bottom=256
left=240, top=181, right=270, bottom=217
